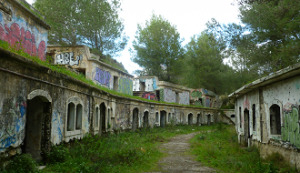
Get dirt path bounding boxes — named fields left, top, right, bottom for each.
left=147, top=132, right=216, bottom=173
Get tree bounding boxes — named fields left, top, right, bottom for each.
left=132, top=15, right=184, bottom=82
left=208, top=0, right=300, bottom=75
left=34, top=0, right=127, bottom=56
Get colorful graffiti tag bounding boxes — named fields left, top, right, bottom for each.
left=0, top=97, right=26, bottom=152
left=94, top=68, right=111, bottom=87
left=118, top=77, right=133, bottom=95
left=142, top=92, right=156, bottom=100
left=55, top=52, right=82, bottom=66
left=0, top=13, right=47, bottom=60
left=282, top=105, right=300, bottom=148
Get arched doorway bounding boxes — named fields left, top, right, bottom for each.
left=270, top=104, right=281, bottom=135
left=132, top=108, right=139, bottom=131
left=207, top=114, right=211, bottom=125
left=188, top=113, right=193, bottom=125
left=160, top=110, right=167, bottom=127
left=244, top=109, right=250, bottom=146
left=100, top=103, right=106, bottom=134
left=197, top=113, right=201, bottom=125
left=25, top=96, right=51, bottom=162
left=143, top=111, right=149, bottom=128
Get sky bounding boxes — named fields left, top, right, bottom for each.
left=26, top=0, right=241, bottom=75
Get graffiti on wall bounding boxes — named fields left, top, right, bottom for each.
left=0, top=97, right=26, bottom=152
left=179, top=92, right=189, bottom=105
left=142, top=92, right=156, bottom=100
left=152, top=78, right=157, bottom=90
left=164, top=88, right=176, bottom=103
left=51, top=111, right=63, bottom=144
left=118, top=77, right=133, bottom=95
left=282, top=104, right=300, bottom=148
left=94, top=67, right=111, bottom=87
left=0, top=12, right=47, bottom=60
left=191, top=90, right=202, bottom=98
left=55, top=52, right=82, bottom=66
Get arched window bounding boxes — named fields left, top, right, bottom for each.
left=76, top=104, right=82, bottom=130
left=270, top=104, right=281, bottom=135
left=67, top=103, right=75, bottom=131
left=156, top=112, right=159, bottom=123
left=188, top=113, right=193, bottom=125
left=95, top=107, right=99, bottom=128
left=168, top=113, right=171, bottom=122
left=252, top=104, right=256, bottom=131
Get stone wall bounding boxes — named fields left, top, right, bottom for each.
left=0, top=48, right=230, bottom=162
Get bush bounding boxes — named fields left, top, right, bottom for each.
left=4, top=154, right=38, bottom=173
left=46, top=145, right=70, bottom=164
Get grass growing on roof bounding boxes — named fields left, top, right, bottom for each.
left=0, top=40, right=205, bottom=109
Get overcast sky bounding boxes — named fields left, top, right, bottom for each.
left=26, top=0, right=240, bottom=75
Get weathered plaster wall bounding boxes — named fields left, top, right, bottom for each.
left=179, top=91, right=190, bottom=105
left=162, top=88, right=176, bottom=103
left=0, top=0, right=49, bottom=60
left=233, top=75, right=300, bottom=169
left=0, top=49, right=229, bottom=161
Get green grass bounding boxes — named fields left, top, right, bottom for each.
left=2, top=125, right=210, bottom=173
left=190, top=124, right=298, bottom=173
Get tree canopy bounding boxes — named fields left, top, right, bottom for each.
left=132, top=15, right=184, bottom=82
left=34, top=0, right=127, bottom=56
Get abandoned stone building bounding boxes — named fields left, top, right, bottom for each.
left=47, top=45, right=134, bottom=95
left=0, top=0, right=236, bottom=165
left=133, top=76, right=220, bottom=108
left=229, top=63, right=300, bottom=169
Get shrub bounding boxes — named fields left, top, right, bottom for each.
left=46, top=145, right=70, bottom=164
left=4, top=154, right=38, bottom=173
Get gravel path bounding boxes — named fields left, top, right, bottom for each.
left=146, top=132, right=216, bottom=173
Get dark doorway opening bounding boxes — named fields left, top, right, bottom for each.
left=188, top=113, right=193, bottom=125
left=244, top=109, right=250, bottom=146
left=143, top=111, right=149, bottom=128
left=207, top=114, right=211, bottom=125
left=132, top=108, right=139, bottom=131
left=270, top=104, right=281, bottom=135
left=24, top=96, right=51, bottom=162
left=100, top=103, right=106, bottom=134
left=160, top=110, right=167, bottom=127
left=197, top=113, right=201, bottom=125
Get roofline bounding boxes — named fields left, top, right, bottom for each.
left=10, top=0, right=51, bottom=30
left=228, top=63, right=300, bottom=99
left=88, top=58, right=134, bottom=78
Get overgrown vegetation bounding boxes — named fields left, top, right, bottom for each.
left=190, top=124, right=298, bottom=173
left=3, top=125, right=297, bottom=173
left=2, top=125, right=208, bottom=173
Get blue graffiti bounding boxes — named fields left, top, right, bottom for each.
left=152, top=78, right=157, bottom=90
left=0, top=13, right=2, bottom=22
left=19, top=105, right=26, bottom=117
left=94, top=68, right=111, bottom=87
left=52, top=112, right=63, bottom=141
left=0, top=134, right=16, bottom=150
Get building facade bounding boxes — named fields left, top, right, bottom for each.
left=47, top=45, right=134, bottom=95
left=229, top=63, right=300, bottom=169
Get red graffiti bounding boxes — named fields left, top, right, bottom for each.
left=142, top=92, right=157, bottom=100
left=0, top=23, right=46, bottom=60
